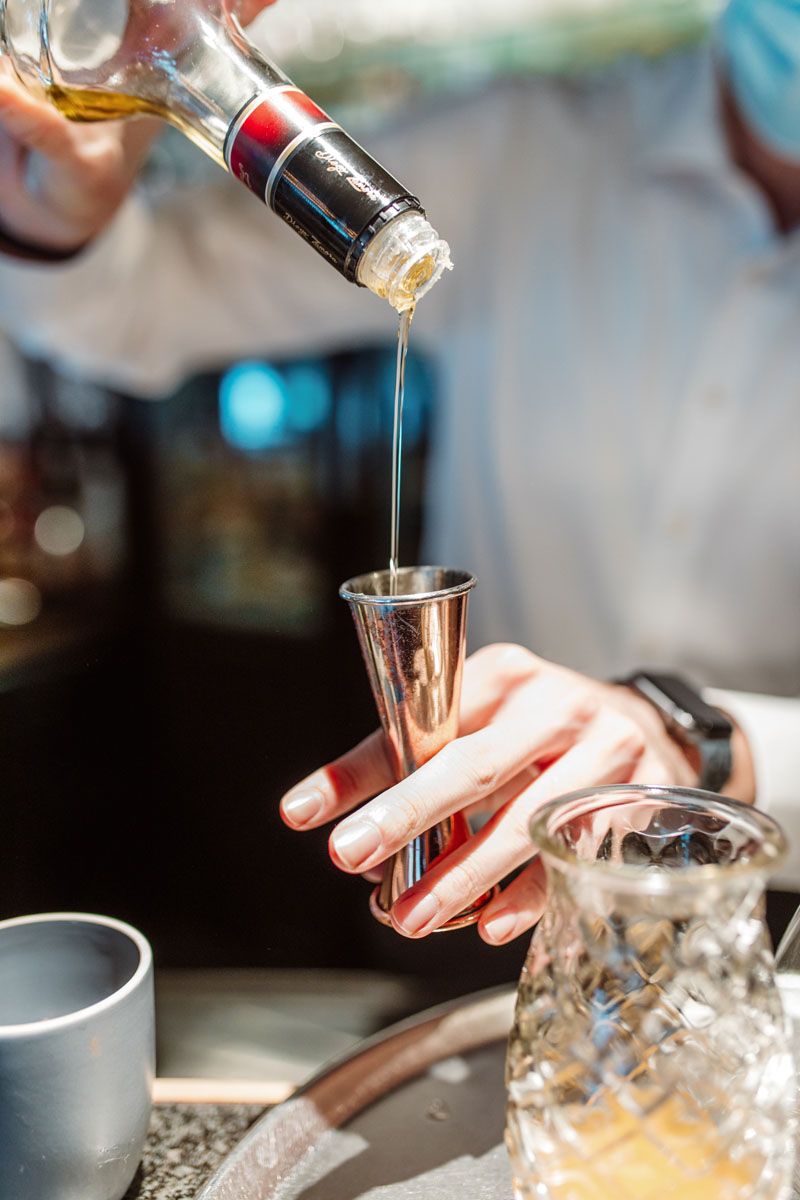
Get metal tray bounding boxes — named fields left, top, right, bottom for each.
left=196, top=986, right=516, bottom=1200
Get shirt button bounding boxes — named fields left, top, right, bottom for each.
left=743, top=262, right=768, bottom=286
left=634, top=635, right=663, bottom=661
left=666, top=513, right=690, bottom=540
left=704, top=386, right=725, bottom=411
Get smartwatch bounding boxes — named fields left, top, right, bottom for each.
left=616, top=670, right=734, bottom=793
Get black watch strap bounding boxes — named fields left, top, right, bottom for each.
left=616, top=670, right=734, bottom=793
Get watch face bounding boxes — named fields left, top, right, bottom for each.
left=630, top=673, right=734, bottom=738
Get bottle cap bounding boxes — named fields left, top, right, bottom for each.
left=356, top=210, right=453, bottom=311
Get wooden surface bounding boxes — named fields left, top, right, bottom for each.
left=153, top=1077, right=294, bottom=1106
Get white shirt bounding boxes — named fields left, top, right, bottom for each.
left=0, top=45, right=798, bottom=883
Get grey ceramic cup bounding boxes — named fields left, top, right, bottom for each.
left=0, top=912, right=155, bottom=1200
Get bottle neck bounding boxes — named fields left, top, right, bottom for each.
left=221, top=86, right=429, bottom=285
left=11, top=0, right=452, bottom=302
left=146, top=13, right=290, bottom=166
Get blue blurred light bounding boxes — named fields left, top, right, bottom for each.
left=283, top=363, right=331, bottom=434
left=219, top=362, right=288, bottom=451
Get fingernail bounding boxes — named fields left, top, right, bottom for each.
left=393, top=891, right=441, bottom=936
left=481, top=909, right=518, bottom=944
left=330, top=820, right=382, bottom=869
left=281, top=788, right=324, bottom=827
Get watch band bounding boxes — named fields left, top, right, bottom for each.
left=616, top=670, right=734, bottom=793
left=694, top=735, right=736, bottom=794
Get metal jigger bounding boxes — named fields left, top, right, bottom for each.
left=340, top=565, right=497, bottom=931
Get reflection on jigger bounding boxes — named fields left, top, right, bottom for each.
left=339, top=566, right=498, bottom=931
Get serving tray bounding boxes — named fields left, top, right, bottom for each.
left=196, top=986, right=516, bottom=1199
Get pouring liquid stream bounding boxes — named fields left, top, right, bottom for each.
left=389, top=307, right=413, bottom=595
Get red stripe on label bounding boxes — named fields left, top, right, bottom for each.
left=227, top=89, right=334, bottom=202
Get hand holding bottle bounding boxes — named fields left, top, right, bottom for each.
left=0, top=0, right=449, bottom=302
left=0, top=64, right=160, bottom=255
left=280, top=644, right=755, bottom=946
left=0, top=0, right=280, bottom=257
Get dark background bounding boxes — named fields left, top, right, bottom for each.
left=0, top=347, right=534, bottom=1002
left=4, top=6, right=792, bottom=1017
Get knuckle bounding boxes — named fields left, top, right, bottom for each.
left=636, top=761, right=672, bottom=785
left=471, top=642, right=541, bottom=682
left=497, top=642, right=538, bottom=667
left=361, top=730, right=394, bottom=776
left=501, top=813, right=542, bottom=868
left=510, top=819, right=540, bottom=862
left=79, top=133, right=126, bottom=179
left=325, top=753, right=366, bottom=799
left=373, top=786, right=429, bottom=843
left=82, top=153, right=119, bottom=192
left=571, top=685, right=601, bottom=726
left=442, top=857, right=485, bottom=904
left=516, top=864, right=547, bottom=911
left=607, top=712, right=647, bottom=762
left=496, top=642, right=542, bottom=680
left=441, top=736, right=501, bottom=797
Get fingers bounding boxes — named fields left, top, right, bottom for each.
left=0, top=124, right=25, bottom=188
left=458, top=643, right=542, bottom=734
left=230, top=0, right=280, bottom=26
left=280, top=729, right=395, bottom=829
left=0, top=76, right=77, bottom=161
left=325, top=667, right=598, bottom=875
left=0, top=71, right=163, bottom=251
left=279, top=642, right=694, bottom=949
left=478, top=858, right=547, bottom=946
left=0, top=70, right=160, bottom=185
left=387, top=708, right=646, bottom=938
left=280, top=651, right=587, bottom=839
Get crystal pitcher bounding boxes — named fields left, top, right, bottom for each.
left=505, top=785, right=796, bottom=1200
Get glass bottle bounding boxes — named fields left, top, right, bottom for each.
left=506, top=784, right=796, bottom=1200
left=0, top=0, right=452, bottom=310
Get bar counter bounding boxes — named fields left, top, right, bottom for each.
left=124, top=966, right=439, bottom=1198
left=124, top=1101, right=267, bottom=1200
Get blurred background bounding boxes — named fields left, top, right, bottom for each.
left=8, top=0, right=796, bottom=1074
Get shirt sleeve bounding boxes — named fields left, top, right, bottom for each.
left=704, top=687, right=800, bottom=893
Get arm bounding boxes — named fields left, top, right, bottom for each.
left=0, top=0, right=281, bottom=257
left=280, top=644, right=763, bottom=946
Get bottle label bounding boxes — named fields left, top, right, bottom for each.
left=224, top=87, right=339, bottom=208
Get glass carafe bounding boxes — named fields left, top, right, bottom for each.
left=505, top=785, right=796, bottom=1200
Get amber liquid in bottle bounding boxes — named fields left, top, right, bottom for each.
left=48, top=86, right=161, bottom=121
left=47, top=85, right=208, bottom=145
left=0, top=0, right=452, bottom=305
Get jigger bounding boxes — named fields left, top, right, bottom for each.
left=340, top=565, right=497, bottom=931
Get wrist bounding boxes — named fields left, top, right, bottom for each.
left=717, top=712, right=756, bottom=806
left=0, top=219, right=91, bottom=263
left=615, top=670, right=738, bottom=797
left=609, top=683, right=700, bottom=788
